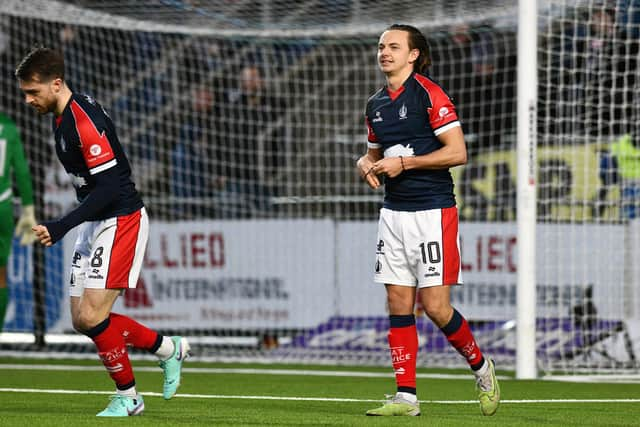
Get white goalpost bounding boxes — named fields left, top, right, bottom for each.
left=0, top=0, right=638, bottom=377
left=516, top=0, right=538, bottom=380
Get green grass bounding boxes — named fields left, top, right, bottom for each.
left=1, top=357, right=639, bottom=426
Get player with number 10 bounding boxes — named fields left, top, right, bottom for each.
left=357, top=24, right=500, bottom=417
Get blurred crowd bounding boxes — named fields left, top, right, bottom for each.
left=1, top=1, right=639, bottom=222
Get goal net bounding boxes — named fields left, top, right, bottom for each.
left=0, top=0, right=638, bottom=375
left=535, top=0, right=639, bottom=374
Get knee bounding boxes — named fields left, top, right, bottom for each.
left=423, top=300, right=453, bottom=326
left=386, top=291, right=414, bottom=315
left=72, top=311, right=105, bottom=334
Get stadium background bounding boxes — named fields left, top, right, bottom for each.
left=0, top=0, right=639, bottom=379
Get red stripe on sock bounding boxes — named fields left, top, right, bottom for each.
left=109, top=312, right=159, bottom=350
left=445, top=315, right=484, bottom=367
left=92, top=321, right=135, bottom=389
left=388, top=325, right=418, bottom=389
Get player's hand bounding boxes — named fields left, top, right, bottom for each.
left=357, top=156, right=381, bottom=189
left=32, top=224, right=53, bottom=247
left=14, top=205, right=38, bottom=246
left=371, top=157, right=404, bottom=179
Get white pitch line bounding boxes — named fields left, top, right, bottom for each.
left=0, top=388, right=639, bottom=404
left=0, top=364, right=509, bottom=381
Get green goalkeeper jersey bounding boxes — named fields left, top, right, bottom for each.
left=0, top=112, right=34, bottom=206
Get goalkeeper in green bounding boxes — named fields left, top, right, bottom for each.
left=0, top=112, right=37, bottom=332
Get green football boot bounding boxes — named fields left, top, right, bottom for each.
left=476, top=358, right=500, bottom=416
left=159, top=336, right=191, bottom=400
left=96, top=394, right=144, bottom=417
left=366, top=393, right=421, bottom=416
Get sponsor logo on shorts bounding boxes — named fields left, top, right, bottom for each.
left=424, top=266, right=440, bottom=278
left=88, top=268, right=104, bottom=280
left=71, top=251, right=81, bottom=267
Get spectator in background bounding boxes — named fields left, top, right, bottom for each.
left=219, top=63, right=286, bottom=216
left=468, top=24, right=517, bottom=153
left=579, top=5, right=640, bottom=219
left=433, top=23, right=517, bottom=222
left=0, top=112, right=37, bottom=332
left=545, top=4, right=636, bottom=137
left=432, top=24, right=475, bottom=146
left=170, top=83, right=220, bottom=218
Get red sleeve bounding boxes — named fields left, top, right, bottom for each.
left=415, top=75, right=460, bottom=135
left=365, top=116, right=378, bottom=143
left=70, top=101, right=116, bottom=172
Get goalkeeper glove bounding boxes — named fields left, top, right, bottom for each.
left=14, top=204, right=37, bottom=246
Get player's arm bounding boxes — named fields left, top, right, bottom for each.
left=357, top=147, right=383, bottom=189
left=370, top=125, right=467, bottom=178
left=402, top=125, right=467, bottom=170
left=357, top=113, right=384, bottom=189
left=372, top=81, right=467, bottom=178
left=36, top=102, right=120, bottom=246
left=38, top=167, right=120, bottom=246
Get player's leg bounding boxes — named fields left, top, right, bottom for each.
left=108, top=311, right=190, bottom=399
left=89, top=208, right=189, bottom=399
left=0, top=200, right=14, bottom=332
left=71, top=288, right=144, bottom=416
left=366, top=209, right=420, bottom=416
left=414, top=207, right=499, bottom=416
left=419, top=286, right=499, bottom=415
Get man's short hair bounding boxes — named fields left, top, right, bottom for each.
left=15, top=47, right=65, bottom=82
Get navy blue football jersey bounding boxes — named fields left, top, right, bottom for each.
left=52, top=93, right=143, bottom=220
left=365, top=72, right=461, bottom=211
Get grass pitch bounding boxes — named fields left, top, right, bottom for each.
left=1, top=357, right=639, bottom=426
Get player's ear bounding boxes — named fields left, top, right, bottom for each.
left=408, top=48, right=419, bottom=63
left=50, top=77, right=63, bottom=93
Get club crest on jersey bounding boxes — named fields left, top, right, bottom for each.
left=372, top=111, right=383, bottom=123
left=60, top=136, right=67, bottom=152
left=90, top=144, right=102, bottom=156
left=399, top=103, right=408, bottom=120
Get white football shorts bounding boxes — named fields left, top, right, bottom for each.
left=373, top=206, right=463, bottom=288
left=69, top=207, right=149, bottom=297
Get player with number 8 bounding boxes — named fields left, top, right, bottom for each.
left=16, top=47, right=190, bottom=417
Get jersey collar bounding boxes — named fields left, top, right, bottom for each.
left=385, top=72, right=415, bottom=101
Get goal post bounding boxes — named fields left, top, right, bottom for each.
left=516, top=0, right=537, bottom=380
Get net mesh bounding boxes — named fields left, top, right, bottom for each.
left=536, top=0, right=639, bottom=373
left=0, top=0, right=638, bottom=374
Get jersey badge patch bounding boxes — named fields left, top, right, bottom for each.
left=399, top=103, right=408, bottom=120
